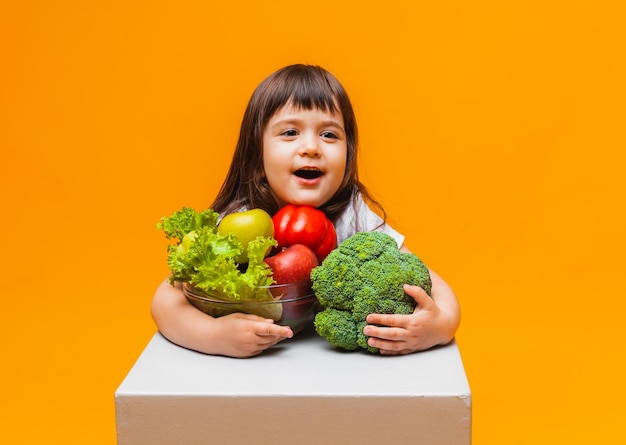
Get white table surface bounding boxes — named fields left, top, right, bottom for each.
left=117, top=326, right=470, bottom=397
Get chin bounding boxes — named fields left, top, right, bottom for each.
left=288, top=197, right=326, bottom=208
left=277, top=187, right=336, bottom=209
left=288, top=199, right=322, bottom=208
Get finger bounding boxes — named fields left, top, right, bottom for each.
left=365, top=312, right=410, bottom=328
left=363, top=324, right=405, bottom=341
left=378, top=347, right=412, bottom=356
left=256, top=323, right=293, bottom=339
left=366, top=335, right=410, bottom=354
left=403, top=284, right=433, bottom=308
left=232, top=312, right=273, bottom=322
left=256, top=337, right=283, bottom=349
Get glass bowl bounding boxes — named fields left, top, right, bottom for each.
left=182, top=280, right=319, bottom=334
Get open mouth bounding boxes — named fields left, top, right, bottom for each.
left=294, top=167, right=323, bottom=180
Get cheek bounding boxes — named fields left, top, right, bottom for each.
left=262, top=156, right=286, bottom=195
left=334, top=152, right=348, bottom=179
left=263, top=149, right=282, bottom=171
left=261, top=146, right=275, bottom=173
left=262, top=139, right=285, bottom=170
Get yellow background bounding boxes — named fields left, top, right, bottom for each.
left=2, top=1, right=625, bottom=443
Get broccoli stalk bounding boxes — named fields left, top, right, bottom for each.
left=311, top=231, right=432, bottom=353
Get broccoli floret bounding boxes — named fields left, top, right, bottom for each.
left=311, top=231, right=432, bottom=353
left=313, top=308, right=359, bottom=351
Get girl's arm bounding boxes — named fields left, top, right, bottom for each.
left=151, top=279, right=293, bottom=358
left=362, top=244, right=461, bottom=355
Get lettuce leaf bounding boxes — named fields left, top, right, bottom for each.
left=157, top=207, right=278, bottom=302
left=156, top=207, right=219, bottom=240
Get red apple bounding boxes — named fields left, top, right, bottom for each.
left=264, top=244, right=319, bottom=287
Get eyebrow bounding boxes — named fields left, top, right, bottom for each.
left=269, top=117, right=345, bottom=131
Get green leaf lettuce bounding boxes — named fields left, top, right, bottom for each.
left=157, top=207, right=278, bottom=302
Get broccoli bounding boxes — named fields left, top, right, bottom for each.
left=311, top=231, right=432, bottom=353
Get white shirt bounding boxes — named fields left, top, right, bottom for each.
left=334, top=194, right=405, bottom=248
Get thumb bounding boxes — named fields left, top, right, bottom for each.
left=403, top=284, right=433, bottom=308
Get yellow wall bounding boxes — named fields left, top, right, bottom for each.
left=2, top=1, right=625, bottom=443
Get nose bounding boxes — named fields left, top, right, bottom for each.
left=299, top=132, right=321, bottom=157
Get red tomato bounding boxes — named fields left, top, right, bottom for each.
left=272, top=204, right=337, bottom=261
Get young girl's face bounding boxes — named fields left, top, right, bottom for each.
left=262, top=103, right=347, bottom=209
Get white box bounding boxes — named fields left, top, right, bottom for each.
left=116, top=328, right=471, bottom=444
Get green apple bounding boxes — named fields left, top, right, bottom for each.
left=217, top=208, right=275, bottom=263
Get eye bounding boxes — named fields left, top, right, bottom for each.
left=281, top=129, right=298, bottom=137
left=321, top=131, right=339, bottom=139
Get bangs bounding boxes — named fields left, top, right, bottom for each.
left=260, top=65, right=342, bottom=119
left=284, top=70, right=339, bottom=113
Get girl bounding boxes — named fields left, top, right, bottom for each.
left=151, top=64, right=460, bottom=358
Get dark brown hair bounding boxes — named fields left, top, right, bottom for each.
left=211, top=64, right=384, bottom=223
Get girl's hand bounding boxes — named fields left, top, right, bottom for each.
left=151, top=279, right=294, bottom=358
left=209, top=313, right=293, bottom=358
left=363, top=284, right=456, bottom=356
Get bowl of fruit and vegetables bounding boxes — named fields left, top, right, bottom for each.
left=157, top=206, right=336, bottom=334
